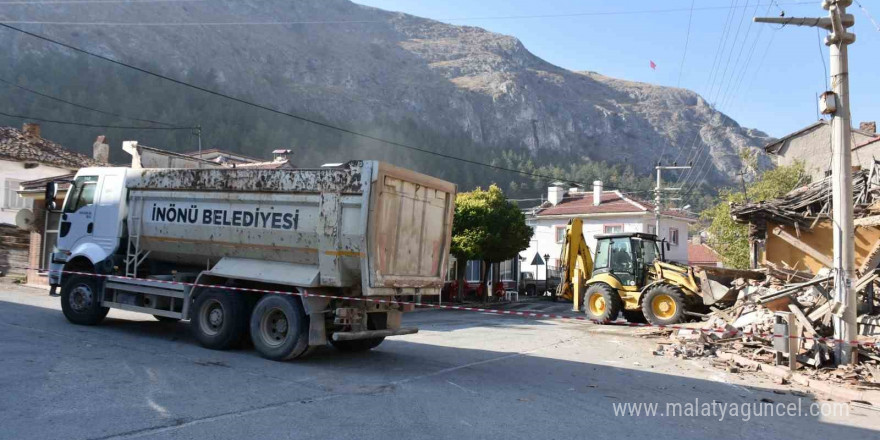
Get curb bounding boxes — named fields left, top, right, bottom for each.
left=718, top=352, right=880, bottom=405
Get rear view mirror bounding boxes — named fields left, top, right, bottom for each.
left=45, top=181, right=58, bottom=211
left=666, top=242, right=671, bottom=252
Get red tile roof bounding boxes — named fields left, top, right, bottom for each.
left=688, top=243, right=720, bottom=266
left=536, top=191, right=695, bottom=221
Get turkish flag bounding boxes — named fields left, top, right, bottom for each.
left=650, top=60, right=657, bottom=70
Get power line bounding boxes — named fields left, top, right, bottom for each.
left=0, top=2, right=817, bottom=25
left=0, top=22, right=651, bottom=194
left=0, top=76, right=187, bottom=127
left=0, top=0, right=203, bottom=4
left=854, top=0, right=880, bottom=31
left=0, top=109, right=192, bottom=129
left=816, top=27, right=829, bottom=90
left=676, top=0, right=696, bottom=88
left=718, top=0, right=762, bottom=108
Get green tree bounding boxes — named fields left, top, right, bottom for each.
left=701, top=161, right=806, bottom=269
left=451, top=185, right=533, bottom=301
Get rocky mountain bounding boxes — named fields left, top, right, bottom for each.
left=0, top=0, right=771, bottom=187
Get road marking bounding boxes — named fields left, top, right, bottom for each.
left=446, top=380, right=477, bottom=394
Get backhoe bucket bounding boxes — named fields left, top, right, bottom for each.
left=693, top=266, right=762, bottom=306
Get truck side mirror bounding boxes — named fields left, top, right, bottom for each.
left=45, top=182, right=58, bottom=211
left=666, top=242, right=671, bottom=252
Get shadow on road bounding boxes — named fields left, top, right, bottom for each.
left=0, top=299, right=877, bottom=440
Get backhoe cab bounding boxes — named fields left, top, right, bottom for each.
left=555, top=219, right=735, bottom=325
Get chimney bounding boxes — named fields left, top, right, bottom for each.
left=92, top=135, right=110, bottom=163
left=272, top=149, right=292, bottom=162
left=860, top=121, right=876, bottom=135
left=22, top=123, right=40, bottom=138
left=593, top=180, right=603, bottom=206
left=547, top=183, right=565, bottom=206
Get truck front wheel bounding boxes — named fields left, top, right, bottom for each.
left=191, top=289, right=248, bottom=350
left=60, top=275, right=109, bottom=325
left=249, top=294, right=311, bottom=361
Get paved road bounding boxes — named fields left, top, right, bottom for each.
left=1, top=284, right=878, bottom=440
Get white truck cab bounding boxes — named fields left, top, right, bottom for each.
left=49, top=167, right=129, bottom=287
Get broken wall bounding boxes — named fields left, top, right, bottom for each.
left=764, top=219, right=880, bottom=274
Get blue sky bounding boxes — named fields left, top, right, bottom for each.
left=357, top=0, right=880, bottom=138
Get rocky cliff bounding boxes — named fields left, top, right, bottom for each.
left=0, top=0, right=771, bottom=184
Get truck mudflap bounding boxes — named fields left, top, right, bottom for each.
left=331, top=328, right=419, bottom=341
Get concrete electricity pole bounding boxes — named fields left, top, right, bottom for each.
left=654, top=164, right=691, bottom=235
left=755, top=0, right=857, bottom=364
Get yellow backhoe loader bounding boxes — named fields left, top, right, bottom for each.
left=555, top=219, right=741, bottom=325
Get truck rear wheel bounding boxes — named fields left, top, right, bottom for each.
left=641, top=284, right=687, bottom=326
left=331, top=337, right=385, bottom=352
left=584, top=283, right=622, bottom=323
left=191, top=289, right=248, bottom=350
left=249, top=294, right=311, bottom=361
left=60, top=275, right=109, bottom=325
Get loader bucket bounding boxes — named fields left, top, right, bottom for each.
left=693, top=266, right=762, bottom=306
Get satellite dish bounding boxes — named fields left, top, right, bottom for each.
left=15, top=208, right=35, bottom=231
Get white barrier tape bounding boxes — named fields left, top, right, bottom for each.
left=12, top=265, right=877, bottom=349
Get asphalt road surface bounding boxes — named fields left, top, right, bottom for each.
left=1, top=283, right=878, bottom=440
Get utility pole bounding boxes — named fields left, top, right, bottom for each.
left=193, top=125, right=203, bottom=169
left=755, top=0, right=857, bottom=364
left=654, top=164, right=691, bottom=235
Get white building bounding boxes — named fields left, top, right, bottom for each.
left=0, top=124, right=101, bottom=226
left=519, top=181, right=696, bottom=280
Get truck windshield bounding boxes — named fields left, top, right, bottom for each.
left=62, top=176, right=98, bottom=213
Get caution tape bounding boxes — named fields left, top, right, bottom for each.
left=11, top=265, right=878, bottom=349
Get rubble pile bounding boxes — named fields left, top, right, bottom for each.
left=652, top=268, right=880, bottom=389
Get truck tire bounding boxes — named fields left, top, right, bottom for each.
left=525, top=285, right=536, bottom=297
left=641, top=284, right=686, bottom=326
left=60, top=275, right=109, bottom=325
left=191, top=289, right=249, bottom=350
left=249, top=294, right=311, bottom=361
left=331, top=337, right=385, bottom=352
left=584, top=283, right=622, bottom=323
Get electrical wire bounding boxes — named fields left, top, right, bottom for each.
left=0, top=23, right=653, bottom=194
left=0, top=76, right=187, bottom=127
left=854, top=0, right=880, bottom=31
left=677, top=0, right=696, bottom=88
left=0, top=109, right=192, bottom=129
left=0, top=2, right=817, bottom=26
left=0, top=0, right=203, bottom=4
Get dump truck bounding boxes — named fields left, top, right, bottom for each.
left=46, top=161, right=455, bottom=360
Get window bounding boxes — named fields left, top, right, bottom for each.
left=63, top=176, right=98, bottom=213
left=499, top=259, right=515, bottom=281
left=3, top=179, right=31, bottom=209
left=594, top=238, right=611, bottom=269
left=603, top=224, right=623, bottom=234
left=465, top=260, right=481, bottom=282
left=555, top=226, right=566, bottom=243
left=669, top=227, right=679, bottom=246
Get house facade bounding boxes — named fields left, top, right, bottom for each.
left=519, top=181, right=696, bottom=281
left=0, top=124, right=102, bottom=279
left=764, top=120, right=878, bottom=181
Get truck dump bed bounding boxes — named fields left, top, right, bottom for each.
left=125, top=161, right=455, bottom=296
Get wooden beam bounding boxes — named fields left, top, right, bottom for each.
left=771, top=227, right=833, bottom=268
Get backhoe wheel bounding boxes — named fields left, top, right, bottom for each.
left=250, top=294, right=311, bottom=361
left=584, top=283, right=622, bottom=323
left=641, top=284, right=687, bottom=326
left=191, top=289, right=249, bottom=350
left=60, top=275, right=109, bottom=325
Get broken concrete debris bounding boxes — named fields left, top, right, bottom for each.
left=648, top=268, right=880, bottom=389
